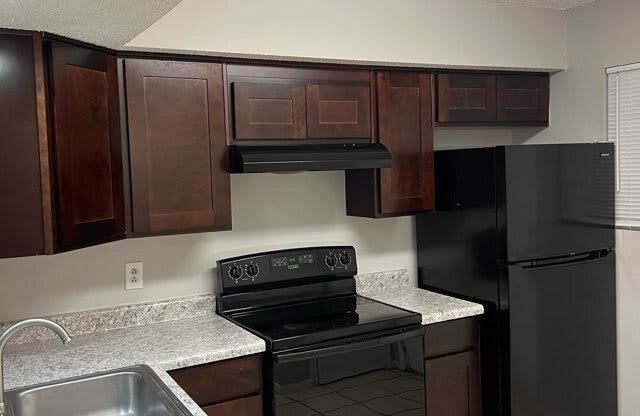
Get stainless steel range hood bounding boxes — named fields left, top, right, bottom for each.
left=229, top=143, right=392, bottom=173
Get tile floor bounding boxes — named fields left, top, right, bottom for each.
left=276, top=369, right=425, bottom=416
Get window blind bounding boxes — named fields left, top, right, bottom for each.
left=607, top=65, right=640, bottom=228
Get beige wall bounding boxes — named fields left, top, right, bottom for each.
left=522, top=1, right=640, bottom=414
left=0, top=0, right=551, bottom=322
left=0, top=172, right=415, bottom=321
left=126, top=0, right=567, bottom=71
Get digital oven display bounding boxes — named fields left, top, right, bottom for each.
left=271, top=254, right=315, bottom=268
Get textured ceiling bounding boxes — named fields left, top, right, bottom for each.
left=0, top=0, right=181, bottom=48
left=482, top=0, right=597, bottom=9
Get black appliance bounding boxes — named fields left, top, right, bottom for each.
left=417, top=143, right=617, bottom=416
left=216, top=246, right=425, bottom=416
left=229, top=143, right=393, bottom=173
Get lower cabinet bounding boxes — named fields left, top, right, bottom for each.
left=202, top=395, right=262, bottom=416
left=424, top=317, right=482, bottom=416
left=168, top=354, right=262, bottom=416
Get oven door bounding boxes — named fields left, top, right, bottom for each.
left=266, top=327, right=425, bottom=416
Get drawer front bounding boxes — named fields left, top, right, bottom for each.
left=306, top=84, right=371, bottom=139
left=233, top=82, right=306, bottom=140
left=202, top=395, right=262, bottom=416
left=424, top=317, right=479, bottom=358
left=169, top=355, right=262, bottom=406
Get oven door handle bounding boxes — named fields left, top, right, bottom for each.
left=274, top=328, right=424, bottom=364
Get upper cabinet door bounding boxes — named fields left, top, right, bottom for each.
left=0, top=32, right=45, bottom=258
left=125, top=59, right=231, bottom=235
left=49, top=41, right=125, bottom=250
left=497, top=74, right=549, bottom=123
left=437, top=73, right=497, bottom=123
left=233, top=82, right=306, bottom=140
left=306, top=84, right=371, bottom=138
left=378, top=72, right=434, bottom=214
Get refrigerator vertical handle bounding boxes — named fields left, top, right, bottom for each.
left=615, top=74, right=620, bottom=192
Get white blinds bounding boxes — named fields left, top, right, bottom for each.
left=607, top=66, right=640, bottom=228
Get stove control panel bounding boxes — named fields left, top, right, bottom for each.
left=217, top=246, right=357, bottom=289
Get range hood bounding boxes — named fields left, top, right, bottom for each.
left=229, top=143, right=393, bottom=173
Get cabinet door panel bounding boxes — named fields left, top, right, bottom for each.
left=437, top=74, right=497, bottom=123
left=425, top=351, right=481, bottom=416
left=50, top=41, right=125, bottom=249
left=0, top=32, right=45, bottom=258
left=378, top=72, right=434, bottom=214
left=233, top=82, right=306, bottom=139
left=169, top=355, right=262, bottom=406
left=497, top=74, right=549, bottom=123
left=202, top=395, right=262, bottom=416
left=306, top=84, right=371, bottom=138
left=125, top=59, right=230, bottom=234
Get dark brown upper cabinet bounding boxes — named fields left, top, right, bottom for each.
left=346, top=72, right=434, bottom=218
left=49, top=40, right=125, bottom=250
left=124, top=59, right=231, bottom=236
left=437, top=73, right=497, bottom=123
left=306, top=84, right=371, bottom=138
left=227, top=64, right=371, bottom=144
left=233, top=82, right=306, bottom=140
left=0, top=31, right=125, bottom=258
left=0, top=31, right=47, bottom=258
left=436, top=72, right=549, bottom=126
left=497, top=74, right=549, bottom=123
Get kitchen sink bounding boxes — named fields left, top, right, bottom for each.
left=4, top=365, right=191, bottom=416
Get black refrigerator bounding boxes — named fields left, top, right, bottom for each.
left=417, top=143, right=617, bottom=416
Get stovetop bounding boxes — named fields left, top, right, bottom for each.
left=223, top=295, right=421, bottom=351
left=216, top=246, right=422, bottom=351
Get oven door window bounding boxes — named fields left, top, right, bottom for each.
left=272, top=334, right=424, bottom=416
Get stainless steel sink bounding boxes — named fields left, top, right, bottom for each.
left=4, top=365, right=191, bottom=416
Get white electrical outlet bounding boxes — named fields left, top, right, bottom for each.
left=125, top=262, right=144, bottom=290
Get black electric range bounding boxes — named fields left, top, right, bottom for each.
left=216, top=247, right=425, bottom=416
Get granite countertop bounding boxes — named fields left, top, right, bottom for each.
left=3, top=313, right=265, bottom=416
left=362, top=286, right=485, bottom=325
left=1, top=270, right=483, bottom=416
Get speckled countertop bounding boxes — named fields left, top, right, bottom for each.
left=1, top=269, right=483, bottom=416
left=362, top=287, right=484, bottom=325
left=3, top=313, right=265, bottom=416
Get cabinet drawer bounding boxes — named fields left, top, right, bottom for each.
left=202, top=395, right=262, bottom=416
left=169, top=355, right=262, bottom=406
left=233, top=82, right=306, bottom=140
left=424, top=317, right=479, bottom=358
left=306, top=84, right=371, bottom=138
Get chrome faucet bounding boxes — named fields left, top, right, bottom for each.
left=0, top=318, right=71, bottom=415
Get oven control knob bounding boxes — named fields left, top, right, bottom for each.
left=340, top=253, right=352, bottom=266
left=325, top=254, right=337, bottom=268
left=246, top=263, right=259, bottom=277
left=229, top=266, right=242, bottom=280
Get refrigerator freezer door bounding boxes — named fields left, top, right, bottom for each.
left=498, top=143, right=615, bottom=263
left=505, top=251, right=617, bottom=416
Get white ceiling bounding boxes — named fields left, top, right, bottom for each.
left=0, top=0, right=181, bottom=49
left=482, top=0, right=597, bottom=9
left=0, top=0, right=596, bottom=50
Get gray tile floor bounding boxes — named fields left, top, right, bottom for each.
left=276, top=369, right=425, bottom=416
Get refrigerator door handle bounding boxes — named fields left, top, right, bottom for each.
left=516, top=249, right=612, bottom=269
